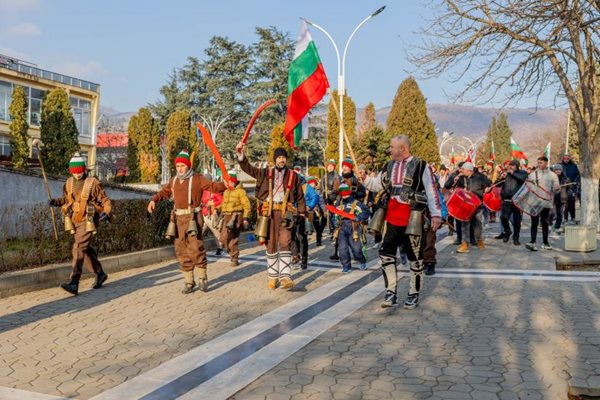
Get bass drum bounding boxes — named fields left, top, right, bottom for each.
left=446, top=188, right=482, bottom=222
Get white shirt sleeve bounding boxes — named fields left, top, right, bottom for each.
left=422, top=165, right=442, bottom=218
left=363, top=172, right=384, bottom=192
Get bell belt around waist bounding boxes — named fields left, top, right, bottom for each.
left=174, top=206, right=202, bottom=215
left=223, top=210, right=243, bottom=215
left=269, top=202, right=297, bottom=212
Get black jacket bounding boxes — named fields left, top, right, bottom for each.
left=500, top=170, right=528, bottom=200
left=444, top=171, right=491, bottom=200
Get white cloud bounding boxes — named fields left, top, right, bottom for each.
left=5, top=22, right=41, bottom=36
left=53, top=61, right=107, bottom=79
left=0, top=0, right=42, bottom=11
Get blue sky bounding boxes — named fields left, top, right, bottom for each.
left=0, top=0, right=560, bottom=112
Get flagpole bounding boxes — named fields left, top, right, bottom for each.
left=302, top=6, right=386, bottom=172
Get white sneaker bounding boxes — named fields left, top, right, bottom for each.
left=541, top=244, right=553, bottom=250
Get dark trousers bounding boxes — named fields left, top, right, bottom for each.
left=553, top=199, right=565, bottom=229
left=422, top=228, right=437, bottom=265
left=530, top=208, right=551, bottom=245
left=290, top=217, right=308, bottom=263
left=71, top=221, right=104, bottom=283
left=500, top=201, right=522, bottom=239
left=312, top=211, right=326, bottom=244
left=566, top=195, right=576, bottom=220
left=338, top=221, right=366, bottom=269
left=379, top=224, right=425, bottom=261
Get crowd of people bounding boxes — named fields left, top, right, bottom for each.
left=48, top=139, right=583, bottom=311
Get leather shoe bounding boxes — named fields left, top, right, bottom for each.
left=424, top=262, right=436, bottom=276
left=60, top=282, right=79, bottom=295
left=93, top=272, right=108, bottom=289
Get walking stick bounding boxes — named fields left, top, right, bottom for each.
left=33, top=139, right=59, bottom=241
left=327, top=88, right=358, bottom=168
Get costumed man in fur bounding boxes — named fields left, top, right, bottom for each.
left=49, top=153, right=112, bottom=296
left=363, top=135, right=442, bottom=309
left=236, top=143, right=306, bottom=290
left=147, top=150, right=228, bottom=293
left=218, top=170, right=251, bottom=267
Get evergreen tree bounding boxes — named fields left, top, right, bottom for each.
left=355, top=102, right=381, bottom=170
left=326, top=90, right=356, bottom=162
left=198, top=36, right=252, bottom=162
left=495, top=113, right=513, bottom=163
left=247, top=26, right=294, bottom=161
left=166, top=110, right=197, bottom=172
left=8, top=86, right=30, bottom=169
left=136, top=107, right=160, bottom=183
left=126, top=115, right=140, bottom=182
left=40, top=89, right=80, bottom=175
left=476, top=117, right=497, bottom=164
left=357, top=102, right=377, bottom=142
left=386, top=77, right=439, bottom=164
left=268, top=123, right=294, bottom=166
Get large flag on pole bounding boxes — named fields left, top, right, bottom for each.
left=543, top=142, right=551, bottom=159
left=510, top=137, right=528, bottom=163
left=284, top=21, right=330, bottom=149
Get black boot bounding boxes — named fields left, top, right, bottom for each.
left=502, top=231, right=512, bottom=243
left=93, top=271, right=108, bottom=289
left=60, top=281, right=79, bottom=296
left=424, top=262, right=436, bottom=276
left=513, top=237, right=521, bottom=246
left=215, top=248, right=223, bottom=256
left=329, top=243, right=339, bottom=260
left=494, top=233, right=505, bottom=240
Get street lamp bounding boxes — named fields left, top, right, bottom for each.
left=302, top=6, right=386, bottom=171
left=438, top=131, right=454, bottom=156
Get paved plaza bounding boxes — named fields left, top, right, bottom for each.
left=0, top=226, right=598, bottom=400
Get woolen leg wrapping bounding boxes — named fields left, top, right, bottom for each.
left=409, top=260, right=424, bottom=295
left=279, top=251, right=292, bottom=279
left=380, top=254, right=397, bottom=293
left=267, top=252, right=278, bottom=278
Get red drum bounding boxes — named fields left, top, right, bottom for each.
left=483, top=187, right=502, bottom=212
left=512, top=181, right=552, bottom=216
left=446, top=188, right=482, bottom=222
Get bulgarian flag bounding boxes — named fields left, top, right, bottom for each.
left=284, top=21, right=330, bottom=149
left=543, top=142, right=551, bottom=159
left=510, top=137, right=528, bottom=163
left=490, top=140, right=495, bottom=162
left=465, top=148, right=474, bottom=163
left=450, top=147, right=456, bottom=165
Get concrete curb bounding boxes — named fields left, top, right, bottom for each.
left=0, top=233, right=256, bottom=299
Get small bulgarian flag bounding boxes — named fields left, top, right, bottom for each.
left=284, top=21, right=330, bottom=149
left=450, top=147, right=456, bottom=165
left=510, top=137, right=528, bottom=163
left=490, top=140, right=495, bottom=162
left=543, top=142, right=551, bottom=159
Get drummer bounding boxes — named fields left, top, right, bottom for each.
left=497, top=160, right=528, bottom=245
left=525, top=156, right=560, bottom=251
left=444, top=162, right=491, bottom=253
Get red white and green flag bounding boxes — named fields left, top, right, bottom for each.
left=543, top=142, right=551, bottom=159
left=450, top=147, right=456, bottom=165
left=284, top=21, right=330, bottom=149
left=490, top=140, right=495, bottom=162
left=510, top=137, right=528, bottom=163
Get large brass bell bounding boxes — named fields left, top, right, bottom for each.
left=64, top=214, right=75, bottom=235
left=85, top=205, right=96, bottom=234
left=255, top=215, right=270, bottom=241
left=186, top=217, right=198, bottom=237
left=405, top=209, right=424, bottom=236
left=165, top=221, right=177, bottom=239
left=367, top=207, right=386, bottom=235
left=281, top=211, right=295, bottom=228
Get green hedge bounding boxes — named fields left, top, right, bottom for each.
left=0, top=197, right=260, bottom=274
left=0, top=199, right=171, bottom=273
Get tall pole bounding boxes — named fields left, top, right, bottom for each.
left=302, top=6, right=386, bottom=172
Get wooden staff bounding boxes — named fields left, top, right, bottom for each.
left=33, top=139, right=59, bottom=241
left=327, top=88, right=357, bottom=168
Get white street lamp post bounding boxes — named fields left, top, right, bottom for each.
left=302, top=6, right=386, bottom=172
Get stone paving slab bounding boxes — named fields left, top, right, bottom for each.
left=233, top=277, right=600, bottom=400
left=0, top=243, right=349, bottom=399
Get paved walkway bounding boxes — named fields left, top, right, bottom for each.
left=0, top=225, right=598, bottom=400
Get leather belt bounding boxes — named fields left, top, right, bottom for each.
left=174, top=206, right=202, bottom=216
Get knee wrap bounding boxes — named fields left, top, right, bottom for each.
left=409, top=260, right=424, bottom=295
left=267, top=252, right=278, bottom=278
left=380, top=254, right=397, bottom=293
left=279, top=251, right=292, bottom=279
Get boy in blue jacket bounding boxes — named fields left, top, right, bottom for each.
left=334, top=183, right=370, bottom=273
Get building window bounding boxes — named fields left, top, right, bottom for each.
left=29, top=87, right=45, bottom=126
left=0, top=136, right=11, bottom=157
left=0, top=80, right=11, bottom=122
left=70, top=96, right=92, bottom=137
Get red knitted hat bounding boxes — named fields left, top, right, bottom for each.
left=342, top=157, right=354, bottom=170
left=174, top=150, right=191, bottom=168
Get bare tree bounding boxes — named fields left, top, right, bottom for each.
left=410, top=0, right=599, bottom=230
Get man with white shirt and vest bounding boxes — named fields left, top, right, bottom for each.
left=363, top=135, right=442, bottom=309
left=525, top=156, right=561, bottom=251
